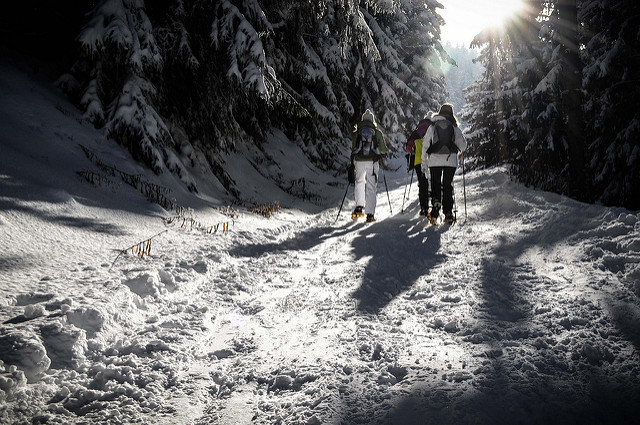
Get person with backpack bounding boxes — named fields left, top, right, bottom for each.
left=421, top=103, right=467, bottom=224
left=405, top=112, right=434, bottom=215
left=351, top=109, right=387, bottom=222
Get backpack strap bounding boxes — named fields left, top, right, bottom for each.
left=353, top=126, right=380, bottom=159
left=427, top=121, right=458, bottom=155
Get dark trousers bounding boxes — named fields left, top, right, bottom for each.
left=416, top=166, right=429, bottom=212
left=430, top=167, right=456, bottom=216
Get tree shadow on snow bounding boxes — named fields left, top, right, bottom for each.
left=0, top=198, right=129, bottom=236
left=417, top=204, right=640, bottom=424
left=380, top=363, right=640, bottom=425
left=339, top=213, right=640, bottom=425
left=340, top=199, right=640, bottom=424
left=227, top=220, right=361, bottom=258
left=474, top=203, right=608, bottom=327
left=349, top=215, right=446, bottom=313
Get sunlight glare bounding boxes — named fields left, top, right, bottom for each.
left=439, top=0, right=527, bottom=46
left=484, top=0, right=526, bottom=27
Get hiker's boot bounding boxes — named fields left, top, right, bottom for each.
left=428, top=201, right=441, bottom=224
left=366, top=214, right=376, bottom=223
left=351, top=206, right=364, bottom=220
left=428, top=207, right=440, bottom=224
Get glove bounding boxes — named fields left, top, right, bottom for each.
left=348, top=163, right=355, bottom=184
left=405, top=139, right=415, bottom=153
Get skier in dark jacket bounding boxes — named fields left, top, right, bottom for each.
left=405, top=112, right=434, bottom=215
left=421, top=103, right=467, bottom=224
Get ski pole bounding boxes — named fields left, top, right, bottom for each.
left=451, top=190, right=456, bottom=223
left=401, top=166, right=410, bottom=213
left=462, top=152, right=467, bottom=219
left=335, top=182, right=351, bottom=224
left=402, top=169, right=414, bottom=214
left=382, top=169, right=392, bottom=214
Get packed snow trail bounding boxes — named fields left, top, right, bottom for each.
left=172, top=168, right=640, bottom=425
left=2, top=162, right=640, bottom=424
left=1, top=60, right=640, bottom=424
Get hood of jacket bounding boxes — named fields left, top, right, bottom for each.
left=432, top=114, right=457, bottom=127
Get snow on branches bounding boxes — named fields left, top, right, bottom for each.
left=66, top=0, right=449, bottom=197
left=211, top=0, right=274, bottom=98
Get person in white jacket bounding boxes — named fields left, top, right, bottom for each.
left=421, top=103, right=467, bottom=224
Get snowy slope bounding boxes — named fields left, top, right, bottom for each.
left=1, top=59, right=640, bottom=425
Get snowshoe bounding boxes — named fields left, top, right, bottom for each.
left=351, top=206, right=364, bottom=220
left=366, top=214, right=376, bottom=223
left=443, top=215, right=456, bottom=225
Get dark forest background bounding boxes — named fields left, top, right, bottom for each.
left=1, top=0, right=638, bottom=210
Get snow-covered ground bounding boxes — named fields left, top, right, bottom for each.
left=1, top=58, right=640, bottom=425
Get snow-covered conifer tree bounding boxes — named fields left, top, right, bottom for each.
left=498, top=2, right=571, bottom=193
left=462, top=29, right=515, bottom=168
left=443, top=43, right=483, bottom=124
left=65, top=0, right=450, bottom=196
left=462, top=0, right=638, bottom=210
left=388, top=0, right=450, bottom=137
left=580, top=0, right=640, bottom=210
left=73, top=0, right=168, bottom=172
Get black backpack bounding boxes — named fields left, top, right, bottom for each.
left=353, top=126, right=380, bottom=159
left=427, top=121, right=459, bottom=155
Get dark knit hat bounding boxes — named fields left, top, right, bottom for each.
left=439, top=103, right=454, bottom=116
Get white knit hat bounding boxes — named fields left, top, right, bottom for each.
left=362, top=109, right=375, bottom=123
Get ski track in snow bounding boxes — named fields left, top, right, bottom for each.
left=1, top=59, right=640, bottom=425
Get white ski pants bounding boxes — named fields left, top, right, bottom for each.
left=354, top=160, right=379, bottom=215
